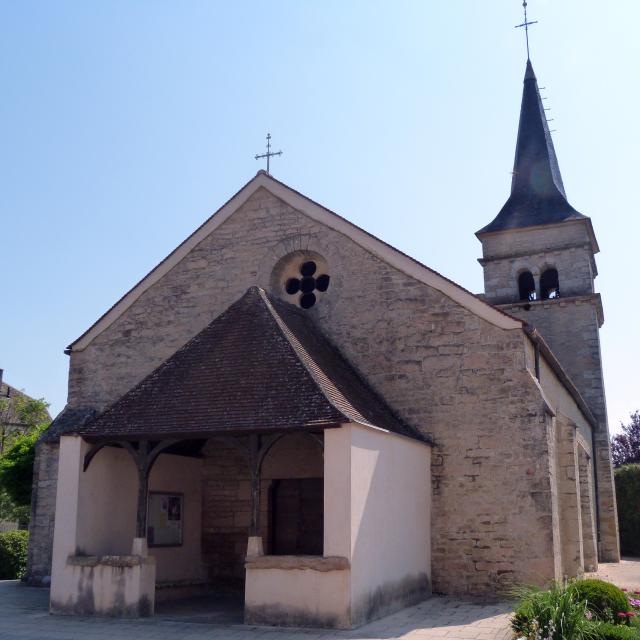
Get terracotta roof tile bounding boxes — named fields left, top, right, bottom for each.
left=76, top=288, right=422, bottom=442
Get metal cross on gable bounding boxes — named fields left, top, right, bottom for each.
left=515, top=0, right=538, bottom=60
left=254, top=133, right=283, bottom=175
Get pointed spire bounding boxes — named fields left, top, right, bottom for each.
left=511, top=59, right=566, bottom=198
left=478, top=60, right=585, bottom=235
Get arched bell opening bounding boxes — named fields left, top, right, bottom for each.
left=518, top=270, right=537, bottom=301
left=541, top=267, right=560, bottom=300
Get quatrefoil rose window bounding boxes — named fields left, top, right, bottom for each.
left=284, top=260, right=330, bottom=309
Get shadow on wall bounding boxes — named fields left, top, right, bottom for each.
left=349, top=428, right=431, bottom=627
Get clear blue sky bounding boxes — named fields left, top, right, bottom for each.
left=1, top=1, right=638, bottom=433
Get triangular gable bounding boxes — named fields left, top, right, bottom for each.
left=68, top=171, right=522, bottom=352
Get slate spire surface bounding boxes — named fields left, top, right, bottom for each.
left=478, top=59, right=586, bottom=235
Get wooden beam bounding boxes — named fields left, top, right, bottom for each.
left=134, top=440, right=149, bottom=538
left=84, top=438, right=180, bottom=540
left=248, top=434, right=261, bottom=537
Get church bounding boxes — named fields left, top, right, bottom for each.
left=26, top=56, right=620, bottom=629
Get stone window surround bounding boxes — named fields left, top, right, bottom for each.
left=270, top=250, right=330, bottom=309
left=513, top=261, right=560, bottom=302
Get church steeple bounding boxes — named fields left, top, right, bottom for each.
left=477, top=59, right=586, bottom=235
left=475, top=41, right=620, bottom=567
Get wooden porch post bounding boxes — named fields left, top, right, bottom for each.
left=83, top=438, right=179, bottom=550
left=248, top=434, right=261, bottom=537
left=135, top=441, right=150, bottom=539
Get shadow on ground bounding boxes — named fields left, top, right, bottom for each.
left=0, top=580, right=512, bottom=640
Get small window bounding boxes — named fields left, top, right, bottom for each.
left=283, top=261, right=330, bottom=309
left=541, top=268, right=560, bottom=300
left=272, top=251, right=330, bottom=310
left=518, top=271, right=537, bottom=301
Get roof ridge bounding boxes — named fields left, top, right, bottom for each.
left=258, top=289, right=377, bottom=429
left=73, top=287, right=418, bottom=441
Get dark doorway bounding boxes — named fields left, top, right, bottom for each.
left=270, top=478, right=323, bottom=555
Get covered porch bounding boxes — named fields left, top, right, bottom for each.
left=49, top=288, right=432, bottom=628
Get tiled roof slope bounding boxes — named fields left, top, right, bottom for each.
left=478, top=60, right=587, bottom=235
left=76, top=287, right=422, bottom=442
left=40, top=405, right=96, bottom=442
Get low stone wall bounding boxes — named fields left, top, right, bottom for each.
left=244, top=555, right=350, bottom=628
left=50, top=555, right=155, bottom=617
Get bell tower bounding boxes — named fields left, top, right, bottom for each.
left=477, top=59, right=620, bottom=562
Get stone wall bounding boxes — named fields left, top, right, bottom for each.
left=480, top=221, right=596, bottom=303
left=546, top=415, right=564, bottom=581
left=46, top=186, right=589, bottom=595
left=201, top=439, right=256, bottom=583
left=201, top=433, right=323, bottom=585
left=555, top=419, right=584, bottom=576
left=480, top=210, right=619, bottom=564
left=26, top=441, right=59, bottom=584
left=500, top=296, right=620, bottom=562
left=578, top=447, right=598, bottom=571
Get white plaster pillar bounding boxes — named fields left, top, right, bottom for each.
left=50, top=435, right=88, bottom=607
left=323, top=425, right=351, bottom=559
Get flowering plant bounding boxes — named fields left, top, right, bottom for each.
left=511, top=581, right=598, bottom=640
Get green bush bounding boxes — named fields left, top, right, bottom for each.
left=570, top=579, right=631, bottom=623
left=591, top=622, right=640, bottom=639
left=615, top=464, right=640, bottom=557
left=511, top=581, right=598, bottom=640
left=0, top=427, right=45, bottom=507
left=0, top=530, right=29, bottom=579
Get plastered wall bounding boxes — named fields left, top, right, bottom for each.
left=325, top=423, right=431, bottom=623
left=54, top=442, right=203, bottom=584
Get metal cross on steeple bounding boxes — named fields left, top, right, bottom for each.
left=515, top=0, right=538, bottom=60
left=254, top=133, right=283, bottom=175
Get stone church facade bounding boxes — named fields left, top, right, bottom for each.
left=27, top=59, right=619, bottom=627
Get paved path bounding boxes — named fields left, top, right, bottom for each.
left=588, top=558, right=640, bottom=592
left=0, top=581, right=513, bottom=640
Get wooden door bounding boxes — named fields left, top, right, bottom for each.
left=271, top=478, right=323, bottom=555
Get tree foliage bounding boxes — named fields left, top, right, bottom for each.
left=0, top=397, right=50, bottom=516
left=615, top=464, right=640, bottom=557
left=0, top=395, right=50, bottom=454
left=611, top=411, right=640, bottom=468
left=0, top=488, right=30, bottom=526
left=0, top=427, right=46, bottom=506
left=0, top=530, right=29, bottom=579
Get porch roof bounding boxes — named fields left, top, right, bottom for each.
left=75, top=287, right=423, bottom=442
